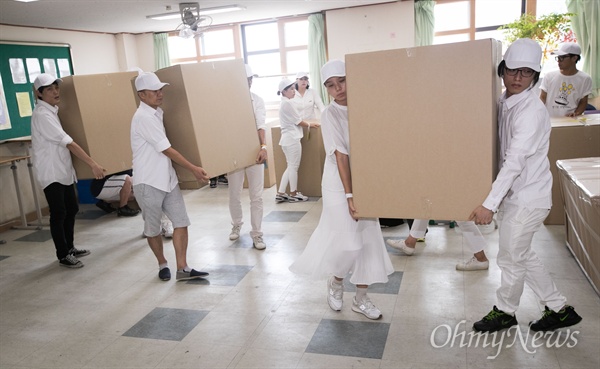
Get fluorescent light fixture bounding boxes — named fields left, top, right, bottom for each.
left=147, top=4, right=245, bottom=21
left=14, top=0, right=40, bottom=2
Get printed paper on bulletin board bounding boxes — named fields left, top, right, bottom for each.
left=0, top=73, right=11, bottom=130
left=16, top=92, right=32, bottom=118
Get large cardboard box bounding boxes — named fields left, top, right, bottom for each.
left=243, top=125, right=276, bottom=188
left=557, top=157, right=600, bottom=295
left=546, top=114, right=600, bottom=224
left=272, top=124, right=325, bottom=197
left=58, top=72, right=138, bottom=179
left=155, top=60, right=259, bottom=188
left=346, top=39, right=501, bottom=220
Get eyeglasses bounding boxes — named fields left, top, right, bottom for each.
left=504, top=67, right=535, bottom=78
left=555, top=55, right=574, bottom=62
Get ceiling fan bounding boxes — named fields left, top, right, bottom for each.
left=177, top=2, right=213, bottom=39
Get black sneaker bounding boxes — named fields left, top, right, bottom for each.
left=275, top=193, right=289, bottom=203
left=158, top=267, right=171, bottom=281
left=117, top=205, right=140, bottom=217
left=176, top=269, right=209, bottom=281
left=59, top=254, right=84, bottom=268
left=217, top=175, right=228, bottom=185
left=473, top=306, right=518, bottom=332
left=529, top=305, right=582, bottom=332
left=69, top=247, right=90, bottom=257
left=95, top=200, right=115, bottom=213
left=209, top=178, right=217, bottom=188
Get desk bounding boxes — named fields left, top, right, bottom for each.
left=0, top=155, right=43, bottom=230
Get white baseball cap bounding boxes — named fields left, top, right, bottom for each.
left=245, top=64, right=258, bottom=78
left=321, top=60, right=346, bottom=84
left=34, top=73, right=62, bottom=90
left=278, top=78, right=294, bottom=93
left=503, top=38, right=542, bottom=72
left=296, top=71, right=309, bottom=79
left=135, top=72, right=169, bottom=91
left=552, top=42, right=581, bottom=56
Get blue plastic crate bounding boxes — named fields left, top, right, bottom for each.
left=76, top=179, right=96, bottom=204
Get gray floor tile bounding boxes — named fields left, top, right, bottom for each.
left=0, top=255, right=9, bottom=261
left=306, top=319, right=390, bottom=359
left=229, top=234, right=285, bottom=249
left=122, top=307, right=208, bottom=341
left=14, top=230, right=52, bottom=242
left=342, top=271, right=403, bottom=294
left=184, top=264, right=253, bottom=286
left=263, top=211, right=307, bottom=222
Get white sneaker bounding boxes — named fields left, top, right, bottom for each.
left=386, top=239, right=415, bottom=255
left=352, top=296, right=382, bottom=320
left=327, top=276, right=343, bottom=311
left=289, top=192, right=308, bottom=202
left=456, top=256, right=489, bottom=271
left=252, top=235, right=266, bottom=250
left=161, top=221, right=174, bottom=238
left=229, top=225, right=241, bottom=240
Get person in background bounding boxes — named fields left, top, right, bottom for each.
left=290, top=60, right=394, bottom=320
left=209, top=174, right=228, bottom=188
left=540, top=42, right=592, bottom=117
left=92, top=169, right=139, bottom=217
left=294, top=71, right=325, bottom=120
left=227, top=65, right=268, bottom=250
left=471, top=38, right=582, bottom=333
left=131, top=71, right=209, bottom=282
left=275, top=78, right=319, bottom=203
left=31, top=73, right=106, bottom=268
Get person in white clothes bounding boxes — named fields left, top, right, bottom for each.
left=471, top=38, right=581, bottom=333
left=276, top=78, right=319, bottom=202
left=131, top=72, right=209, bottom=282
left=227, top=65, right=268, bottom=250
left=290, top=60, right=394, bottom=320
left=540, top=42, right=592, bottom=117
left=31, top=73, right=106, bottom=269
left=293, top=71, right=325, bottom=120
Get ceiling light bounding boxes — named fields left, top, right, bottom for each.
left=14, top=0, right=40, bottom=2
left=147, top=4, right=245, bottom=21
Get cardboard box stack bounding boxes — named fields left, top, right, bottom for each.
left=155, top=60, right=260, bottom=189
left=345, top=39, right=502, bottom=220
left=58, top=71, right=138, bottom=179
left=556, top=157, right=600, bottom=295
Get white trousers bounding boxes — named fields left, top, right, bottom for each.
left=496, top=205, right=566, bottom=314
left=279, top=141, right=302, bottom=193
left=456, top=220, right=486, bottom=254
left=228, top=164, right=264, bottom=237
left=409, top=219, right=429, bottom=239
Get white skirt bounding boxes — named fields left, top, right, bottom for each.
left=289, top=187, right=394, bottom=285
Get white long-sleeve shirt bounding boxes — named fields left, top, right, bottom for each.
left=482, top=89, right=552, bottom=212
left=293, top=89, right=325, bottom=120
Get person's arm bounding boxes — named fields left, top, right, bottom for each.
left=255, top=128, right=267, bottom=164
left=67, top=141, right=105, bottom=179
left=162, top=147, right=209, bottom=182
left=568, top=95, right=589, bottom=117
left=540, top=90, right=547, bottom=105
left=335, top=150, right=358, bottom=220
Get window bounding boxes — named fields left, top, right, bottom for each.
left=169, top=24, right=240, bottom=65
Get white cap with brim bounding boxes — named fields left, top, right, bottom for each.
left=278, top=78, right=294, bottom=93
left=503, top=38, right=542, bottom=72
left=245, top=64, right=258, bottom=78
left=551, top=42, right=581, bottom=56
left=135, top=72, right=169, bottom=91
left=296, top=71, right=308, bottom=79
left=321, top=60, right=346, bottom=84
left=34, top=73, right=62, bottom=90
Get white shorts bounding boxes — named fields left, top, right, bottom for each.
left=96, top=174, right=128, bottom=202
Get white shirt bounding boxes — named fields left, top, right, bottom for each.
left=320, top=100, right=349, bottom=192
left=251, top=91, right=266, bottom=131
left=293, top=89, right=325, bottom=120
left=278, top=97, right=303, bottom=146
left=31, top=100, right=76, bottom=189
left=482, top=89, right=552, bottom=212
left=540, top=70, right=593, bottom=117
left=130, top=102, right=178, bottom=192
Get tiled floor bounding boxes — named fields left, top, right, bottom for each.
left=0, top=184, right=598, bottom=369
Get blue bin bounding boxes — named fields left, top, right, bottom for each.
left=76, top=179, right=96, bottom=204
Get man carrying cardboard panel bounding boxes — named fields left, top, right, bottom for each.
left=131, top=72, right=209, bottom=282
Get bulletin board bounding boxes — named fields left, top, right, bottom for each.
left=0, top=41, right=73, bottom=140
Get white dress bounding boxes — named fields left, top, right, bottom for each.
left=289, top=101, right=394, bottom=285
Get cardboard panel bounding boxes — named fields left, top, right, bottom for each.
left=58, top=72, right=138, bottom=179
left=546, top=114, right=600, bottom=224
left=272, top=124, right=325, bottom=197
left=243, top=125, right=276, bottom=188
left=346, top=39, right=501, bottom=220
left=155, top=60, right=258, bottom=188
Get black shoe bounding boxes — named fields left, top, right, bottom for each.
left=217, top=175, right=228, bottom=185
left=117, top=205, right=140, bottom=217
left=69, top=247, right=90, bottom=257
left=209, top=178, right=217, bottom=188
left=529, top=305, right=582, bottom=332
left=158, top=267, right=171, bottom=281
left=176, top=269, right=209, bottom=281
left=473, top=306, right=518, bottom=332
left=95, top=200, right=115, bottom=213
left=59, top=254, right=84, bottom=268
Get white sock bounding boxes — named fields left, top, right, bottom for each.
left=182, top=266, right=192, bottom=272
left=356, top=287, right=368, bottom=301
left=159, top=263, right=168, bottom=270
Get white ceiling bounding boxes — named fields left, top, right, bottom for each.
left=0, top=0, right=399, bottom=34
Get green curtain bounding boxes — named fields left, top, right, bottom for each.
left=153, top=33, right=171, bottom=70
left=308, top=13, right=329, bottom=104
left=567, top=0, right=599, bottom=98
left=414, top=0, right=436, bottom=47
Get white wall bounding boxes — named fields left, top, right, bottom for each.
left=326, top=1, right=414, bottom=60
